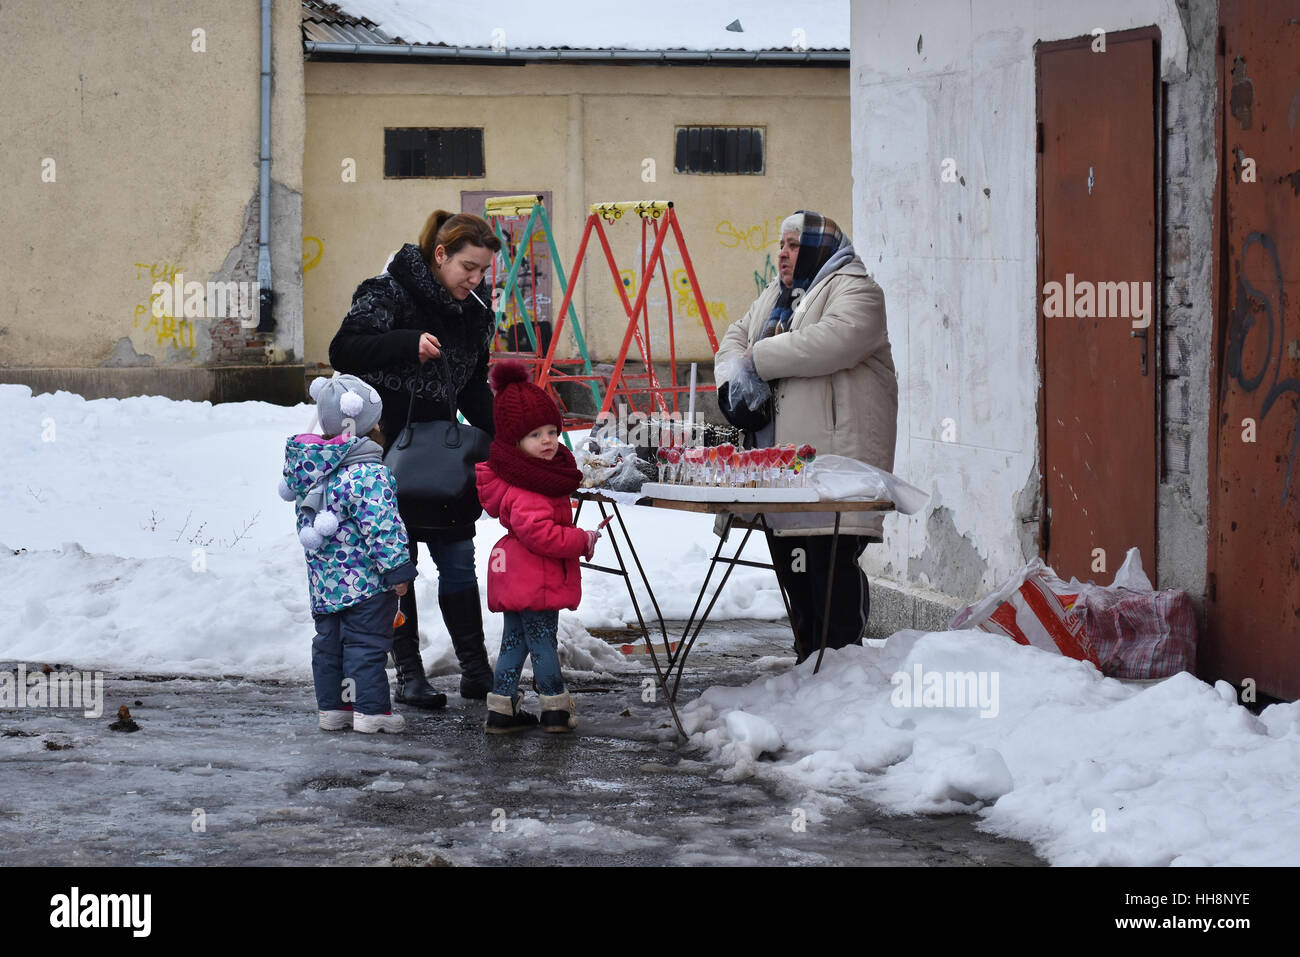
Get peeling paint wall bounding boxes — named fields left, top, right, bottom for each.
left=0, top=0, right=304, bottom=372
left=850, top=0, right=1213, bottom=599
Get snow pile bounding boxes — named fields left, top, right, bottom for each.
left=0, top=385, right=782, bottom=677
left=682, top=628, right=1300, bottom=865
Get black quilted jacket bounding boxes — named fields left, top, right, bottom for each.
left=329, top=243, right=496, bottom=444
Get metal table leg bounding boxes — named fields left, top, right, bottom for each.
left=576, top=498, right=686, bottom=738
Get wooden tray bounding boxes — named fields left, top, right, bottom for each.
left=638, top=482, right=820, bottom=503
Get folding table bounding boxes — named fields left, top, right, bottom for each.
left=572, top=491, right=894, bottom=738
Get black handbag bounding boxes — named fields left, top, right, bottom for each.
left=383, top=355, right=491, bottom=531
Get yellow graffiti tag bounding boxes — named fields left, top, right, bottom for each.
left=303, top=236, right=324, bottom=273
left=715, top=219, right=782, bottom=252
left=671, top=269, right=726, bottom=325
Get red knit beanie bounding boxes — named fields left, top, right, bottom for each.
left=489, top=360, right=564, bottom=445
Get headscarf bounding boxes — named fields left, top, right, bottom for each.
left=760, top=211, right=847, bottom=341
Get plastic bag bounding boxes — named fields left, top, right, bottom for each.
left=947, top=558, right=1097, bottom=664
left=947, top=547, right=1197, bottom=679
left=715, top=352, right=770, bottom=411
left=1071, top=548, right=1196, bottom=679
left=806, top=454, right=929, bottom=515
left=576, top=435, right=652, bottom=492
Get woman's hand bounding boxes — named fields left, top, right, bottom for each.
left=418, top=333, right=442, bottom=362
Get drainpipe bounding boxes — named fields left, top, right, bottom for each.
left=257, top=0, right=276, bottom=332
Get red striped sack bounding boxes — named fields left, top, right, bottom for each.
left=947, top=558, right=1098, bottom=665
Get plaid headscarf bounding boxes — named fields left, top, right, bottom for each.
left=760, top=211, right=846, bottom=341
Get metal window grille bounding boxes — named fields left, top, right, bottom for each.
left=673, top=126, right=764, bottom=174
left=384, top=128, right=485, bottom=178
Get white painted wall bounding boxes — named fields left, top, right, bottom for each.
left=849, top=0, right=1188, bottom=596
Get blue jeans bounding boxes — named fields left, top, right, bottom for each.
left=413, top=536, right=478, bottom=596
left=312, top=590, right=397, bottom=715
left=492, top=610, right=564, bottom=697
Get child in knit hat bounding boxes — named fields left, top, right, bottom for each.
left=280, top=373, right=421, bottom=733
left=474, top=360, right=600, bottom=733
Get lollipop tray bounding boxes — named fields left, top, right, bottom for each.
left=639, top=483, right=820, bottom=503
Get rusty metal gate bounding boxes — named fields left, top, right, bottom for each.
left=1036, top=30, right=1160, bottom=584
left=1206, top=1, right=1300, bottom=700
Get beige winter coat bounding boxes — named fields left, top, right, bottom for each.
left=715, top=255, right=898, bottom=539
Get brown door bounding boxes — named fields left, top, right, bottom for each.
left=1037, top=32, right=1159, bottom=584
left=1205, top=1, right=1300, bottom=700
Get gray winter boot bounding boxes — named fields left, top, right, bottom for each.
left=484, top=692, right=538, bottom=734
left=538, top=692, right=577, bottom=733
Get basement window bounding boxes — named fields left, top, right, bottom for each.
left=384, top=128, right=484, bottom=178
left=674, top=126, right=764, bottom=174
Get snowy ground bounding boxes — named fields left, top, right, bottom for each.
left=3, top=385, right=1299, bottom=866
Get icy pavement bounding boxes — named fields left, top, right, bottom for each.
left=0, top=622, right=1042, bottom=867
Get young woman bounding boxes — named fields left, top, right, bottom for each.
left=329, top=211, right=502, bottom=707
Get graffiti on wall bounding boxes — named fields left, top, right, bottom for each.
left=716, top=218, right=782, bottom=252
left=303, top=236, right=323, bottom=273
left=672, top=268, right=727, bottom=324
left=753, top=252, right=777, bottom=296
left=1225, top=231, right=1300, bottom=503
left=133, top=261, right=195, bottom=356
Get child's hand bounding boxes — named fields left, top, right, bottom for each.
left=582, top=529, right=600, bottom=562
left=393, top=582, right=409, bottom=597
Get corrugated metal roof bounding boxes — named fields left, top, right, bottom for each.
left=300, top=1, right=848, bottom=57
left=302, top=0, right=398, bottom=46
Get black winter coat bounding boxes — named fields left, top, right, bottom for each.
left=329, top=243, right=496, bottom=540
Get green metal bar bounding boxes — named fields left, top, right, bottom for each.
left=491, top=206, right=544, bottom=353
left=537, top=203, right=602, bottom=409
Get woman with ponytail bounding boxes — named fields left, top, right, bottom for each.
left=329, top=210, right=503, bottom=708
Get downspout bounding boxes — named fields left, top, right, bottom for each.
left=257, top=0, right=276, bottom=332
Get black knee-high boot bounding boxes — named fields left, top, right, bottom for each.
left=392, top=584, right=447, bottom=710
left=439, top=586, right=494, bottom=700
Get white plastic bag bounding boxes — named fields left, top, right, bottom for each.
left=806, top=454, right=929, bottom=514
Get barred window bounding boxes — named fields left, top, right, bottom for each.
left=674, top=126, right=764, bottom=174
left=384, top=128, right=484, bottom=178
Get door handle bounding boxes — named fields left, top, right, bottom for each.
left=1129, top=328, right=1149, bottom=377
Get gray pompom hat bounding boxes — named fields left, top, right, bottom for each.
left=309, top=373, right=383, bottom=438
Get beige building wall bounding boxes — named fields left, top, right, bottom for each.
left=0, top=0, right=304, bottom=381
left=304, top=61, right=848, bottom=369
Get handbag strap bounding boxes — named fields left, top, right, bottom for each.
left=397, top=352, right=461, bottom=449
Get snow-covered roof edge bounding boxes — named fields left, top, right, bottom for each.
left=304, top=0, right=849, bottom=56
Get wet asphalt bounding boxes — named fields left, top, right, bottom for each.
left=0, top=622, right=1044, bottom=866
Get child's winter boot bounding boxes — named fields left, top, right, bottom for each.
left=353, top=710, right=406, bottom=734
left=318, top=707, right=353, bottom=731
left=484, top=693, right=539, bottom=734
left=539, top=692, right=578, bottom=733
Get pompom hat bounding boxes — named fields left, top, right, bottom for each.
left=310, top=373, right=383, bottom=438
left=489, top=360, right=563, bottom=445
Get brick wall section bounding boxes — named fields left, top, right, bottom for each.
left=209, top=195, right=268, bottom=364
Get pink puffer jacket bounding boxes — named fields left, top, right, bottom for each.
left=475, top=462, right=587, bottom=612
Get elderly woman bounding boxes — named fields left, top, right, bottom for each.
left=715, top=210, right=898, bottom=663
left=329, top=210, right=502, bottom=707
